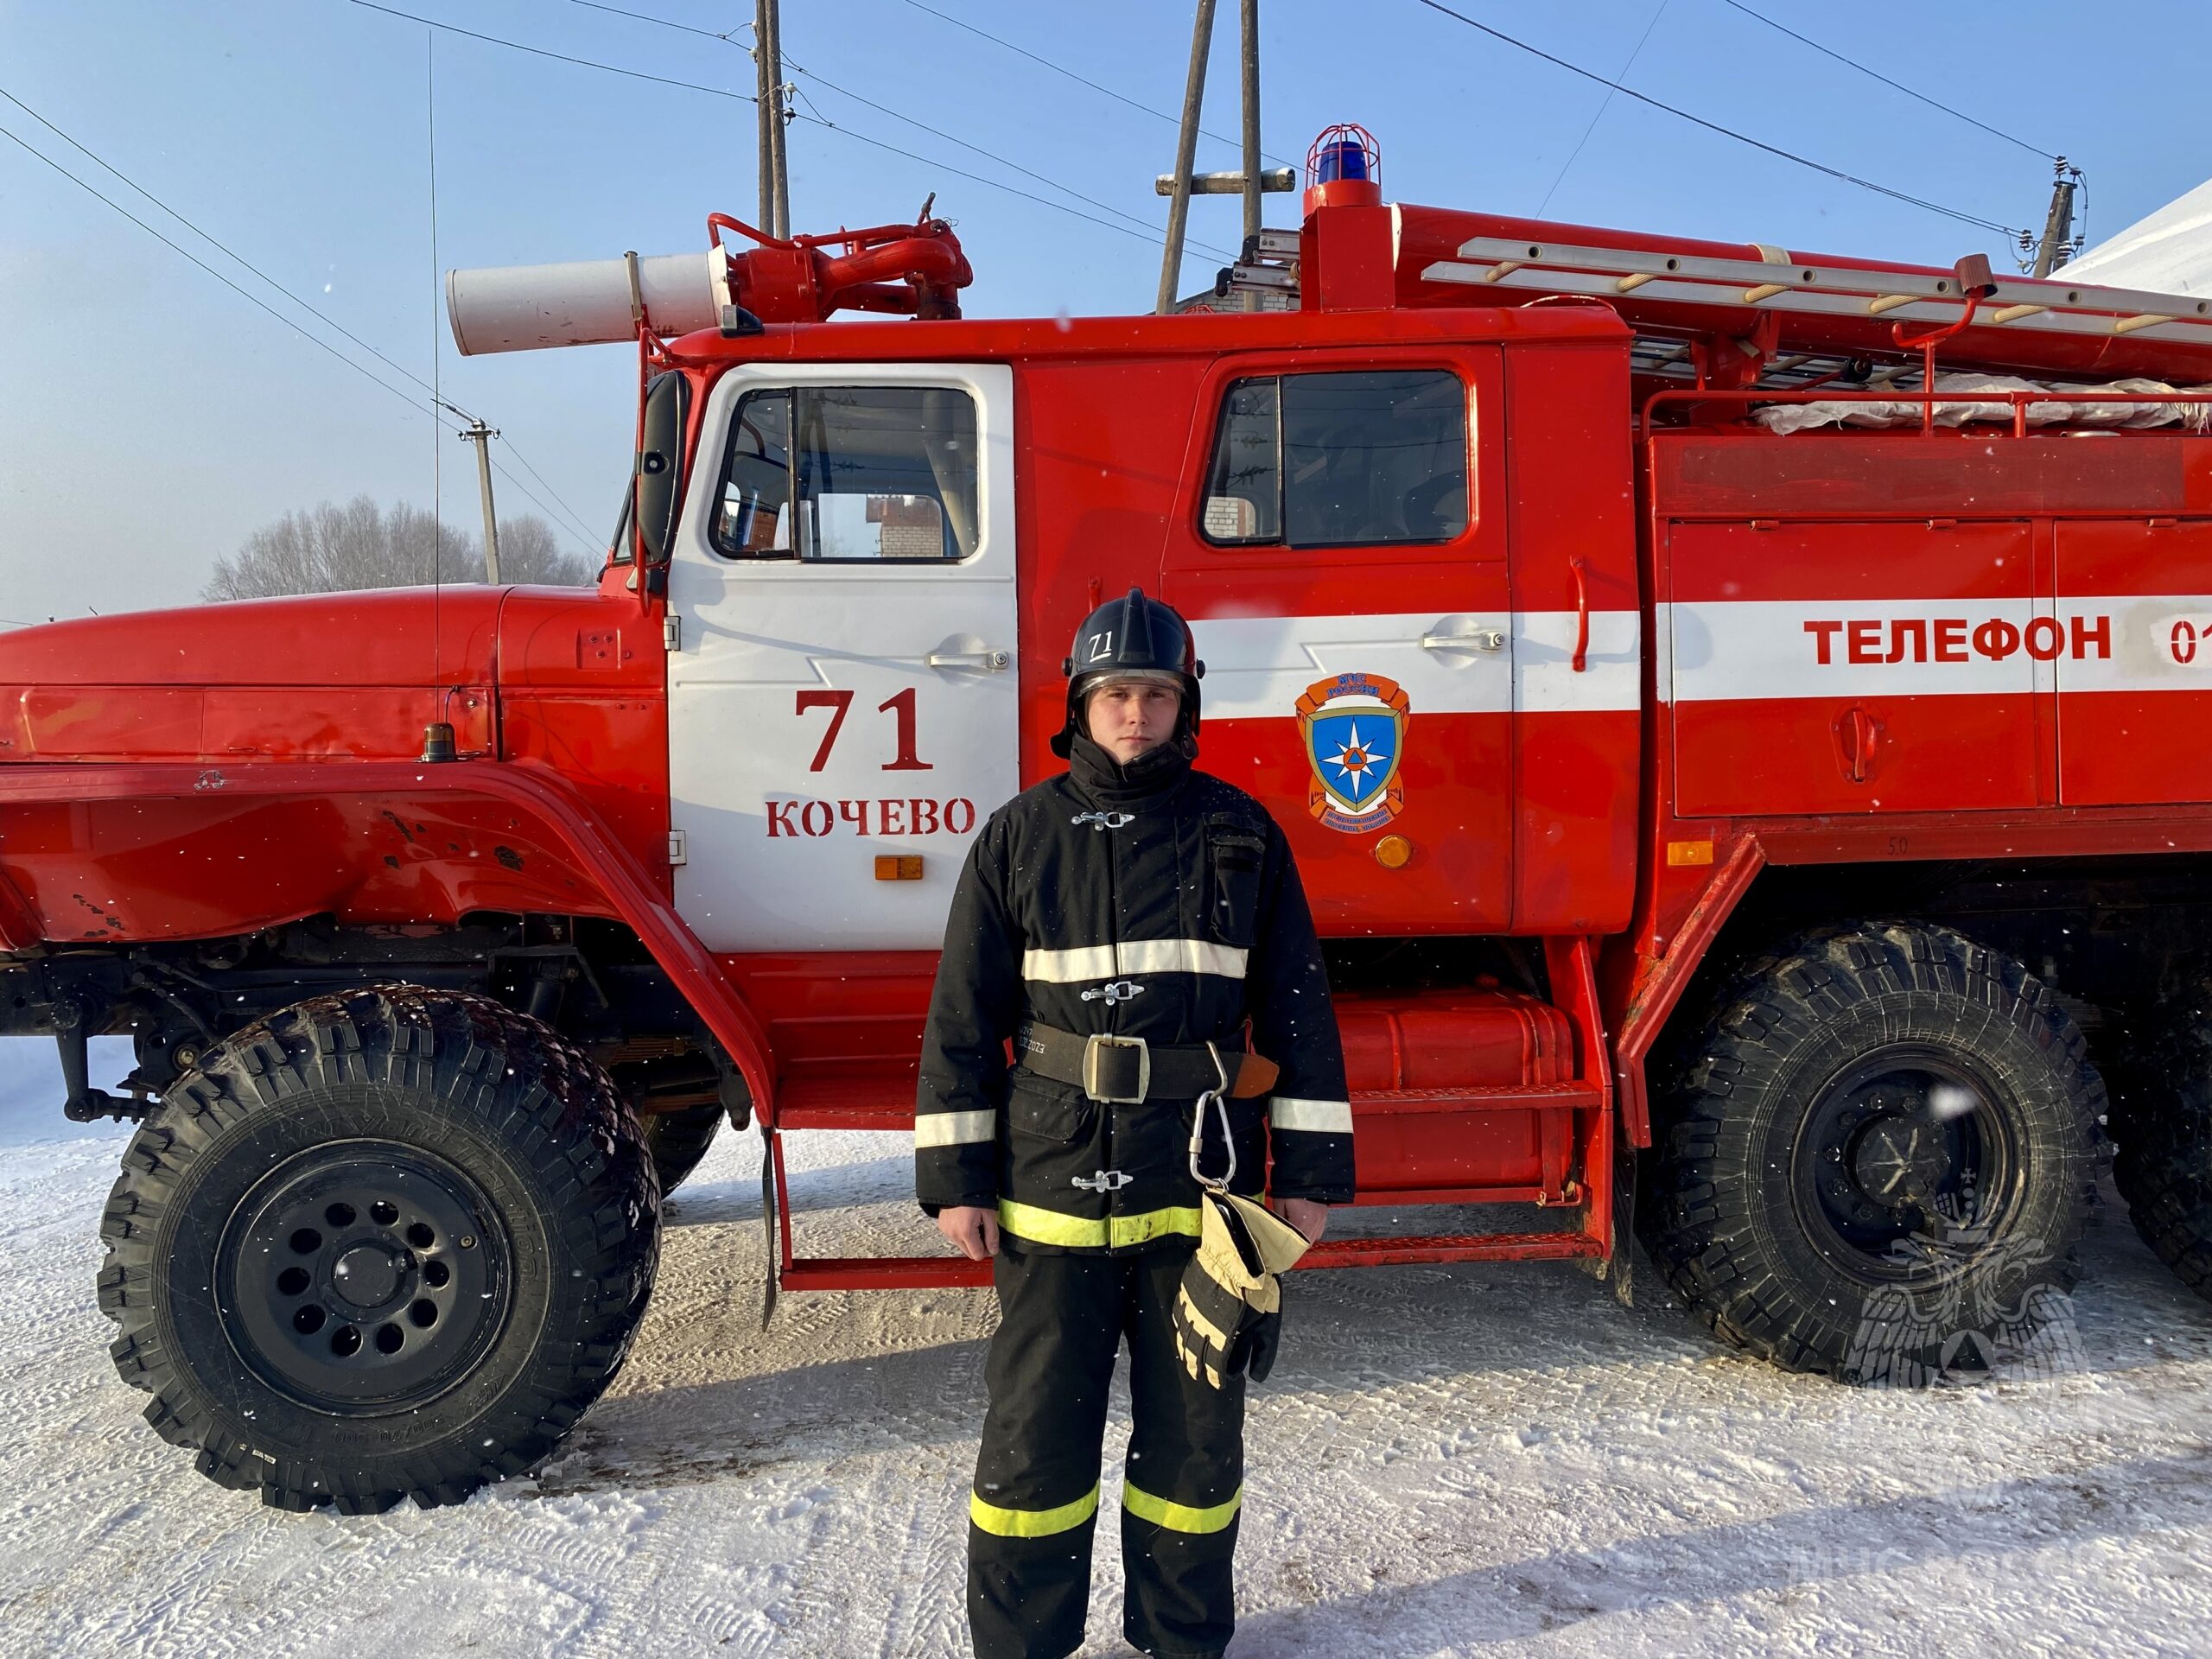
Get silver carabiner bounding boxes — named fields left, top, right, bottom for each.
left=1186, top=1042, right=1236, bottom=1193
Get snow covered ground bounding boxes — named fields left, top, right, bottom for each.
left=1, top=1033, right=2208, bottom=1658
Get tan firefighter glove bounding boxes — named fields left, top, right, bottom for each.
left=1173, top=1186, right=1313, bottom=1389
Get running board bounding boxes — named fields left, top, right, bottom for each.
left=1300, top=1231, right=1599, bottom=1268
left=777, top=1230, right=1599, bottom=1294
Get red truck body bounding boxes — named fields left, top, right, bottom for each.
left=11, top=159, right=2211, bottom=1510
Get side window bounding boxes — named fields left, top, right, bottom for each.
left=713, top=385, right=980, bottom=562
left=1202, top=369, right=1468, bottom=549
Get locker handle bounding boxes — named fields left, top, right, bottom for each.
left=1568, top=556, right=1590, bottom=672
left=1837, top=705, right=1882, bottom=784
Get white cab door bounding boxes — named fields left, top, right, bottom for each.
left=667, top=361, right=1018, bottom=950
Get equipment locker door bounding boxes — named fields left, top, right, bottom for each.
left=2055, top=518, right=2212, bottom=805
left=664, top=361, right=1019, bottom=950
left=1668, top=519, right=2040, bottom=817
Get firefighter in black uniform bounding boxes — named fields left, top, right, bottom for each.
left=916, top=588, right=1356, bottom=1659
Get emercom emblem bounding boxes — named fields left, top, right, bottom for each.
left=1296, top=672, right=1409, bottom=834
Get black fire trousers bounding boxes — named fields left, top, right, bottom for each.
left=969, top=1241, right=1245, bottom=1659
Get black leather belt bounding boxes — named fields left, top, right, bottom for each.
left=1014, top=1020, right=1277, bottom=1105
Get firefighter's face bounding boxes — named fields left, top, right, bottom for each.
left=1085, top=679, right=1181, bottom=761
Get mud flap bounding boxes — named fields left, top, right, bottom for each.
left=1606, top=1136, right=1639, bottom=1308
left=760, top=1124, right=780, bottom=1331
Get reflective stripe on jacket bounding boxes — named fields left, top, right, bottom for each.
left=915, top=735, right=1355, bottom=1250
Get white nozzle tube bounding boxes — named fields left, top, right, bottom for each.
left=444, top=250, right=726, bottom=355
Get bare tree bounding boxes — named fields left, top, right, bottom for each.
left=488, top=514, right=597, bottom=585
left=203, top=496, right=596, bottom=600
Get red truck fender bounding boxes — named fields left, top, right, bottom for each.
left=1608, top=836, right=1768, bottom=1147
left=0, top=760, right=778, bottom=1116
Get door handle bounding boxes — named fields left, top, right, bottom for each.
left=1419, top=628, right=1506, bottom=652
left=925, top=649, right=1010, bottom=671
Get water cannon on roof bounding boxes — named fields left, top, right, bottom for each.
left=444, top=206, right=973, bottom=356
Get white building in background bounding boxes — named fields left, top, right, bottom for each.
left=2065, top=176, right=2212, bottom=295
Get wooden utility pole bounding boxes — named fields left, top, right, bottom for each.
left=1238, top=1, right=1256, bottom=239
left=2032, top=159, right=2077, bottom=279
left=1156, top=0, right=1218, bottom=315
left=458, top=419, right=501, bottom=583
left=1238, top=0, right=1262, bottom=310
left=755, top=0, right=790, bottom=237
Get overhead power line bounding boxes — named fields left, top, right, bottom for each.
left=567, top=0, right=1236, bottom=261
left=1535, top=0, right=1669, bottom=219
left=891, top=0, right=1298, bottom=170
left=496, top=448, right=604, bottom=548
left=0, top=87, right=473, bottom=423
left=1408, top=0, right=2028, bottom=240
left=0, top=119, right=454, bottom=426
left=0, top=84, right=601, bottom=551
left=346, top=0, right=1221, bottom=264
left=1717, top=0, right=2058, bottom=162
left=3, top=116, right=600, bottom=555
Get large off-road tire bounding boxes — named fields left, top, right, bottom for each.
left=642, top=1101, right=725, bottom=1196
left=97, top=986, right=660, bottom=1513
left=1643, top=923, right=2103, bottom=1384
left=2107, top=978, right=2212, bottom=1305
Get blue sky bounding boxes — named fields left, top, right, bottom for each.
left=4, top=0, right=2207, bottom=625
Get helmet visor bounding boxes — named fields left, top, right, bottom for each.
left=1077, top=669, right=1185, bottom=702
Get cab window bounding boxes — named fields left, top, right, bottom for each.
left=1201, top=369, right=1468, bottom=548
left=714, top=385, right=980, bottom=561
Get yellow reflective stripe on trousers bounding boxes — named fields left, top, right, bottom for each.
left=970, top=1482, right=1100, bottom=1538
left=1123, top=1479, right=1243, bottom=1534
left=996, top=1199, right=1204, bottom=1249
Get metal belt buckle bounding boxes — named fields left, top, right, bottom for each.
left=1081, top=1033, right=1151, bottom=1104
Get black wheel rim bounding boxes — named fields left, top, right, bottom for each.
left=1790, top=1043, right=2024, bottom=1283
left=216, top=1139, right=512, bottom=1414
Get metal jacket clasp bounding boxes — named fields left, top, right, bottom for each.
left=1071, top=810, right=1135, bottom=830
left=1081, top=979, right=1147, bottom=1006
left=1072, top=1169, right=1134, bottom=1192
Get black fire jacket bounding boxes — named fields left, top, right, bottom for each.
left=915, top=734, right=1355, bottom=1253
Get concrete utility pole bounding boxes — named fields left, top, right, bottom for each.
left=755, top=0, right=791, bottom=238
left=2032, top=159, right=2078, bottom=279
left=459, top=419, right=501, bottom=584
left=1239, top=0, right=1262, bottom=311
left=1156, top=0, right=1218, bottom=315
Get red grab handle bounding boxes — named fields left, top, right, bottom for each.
left=1568, top=556, right=1590, bottom=673
left=1836, top=705, right=1881, bottom=783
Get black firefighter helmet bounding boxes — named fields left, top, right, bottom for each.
left=1052, top=586, right=1205, bottom=757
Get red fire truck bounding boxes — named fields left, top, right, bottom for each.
left=8, top=130, right=2209, bottom=1514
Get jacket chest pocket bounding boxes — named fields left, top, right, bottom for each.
left=1205, top=817, right=1268, bottom=947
